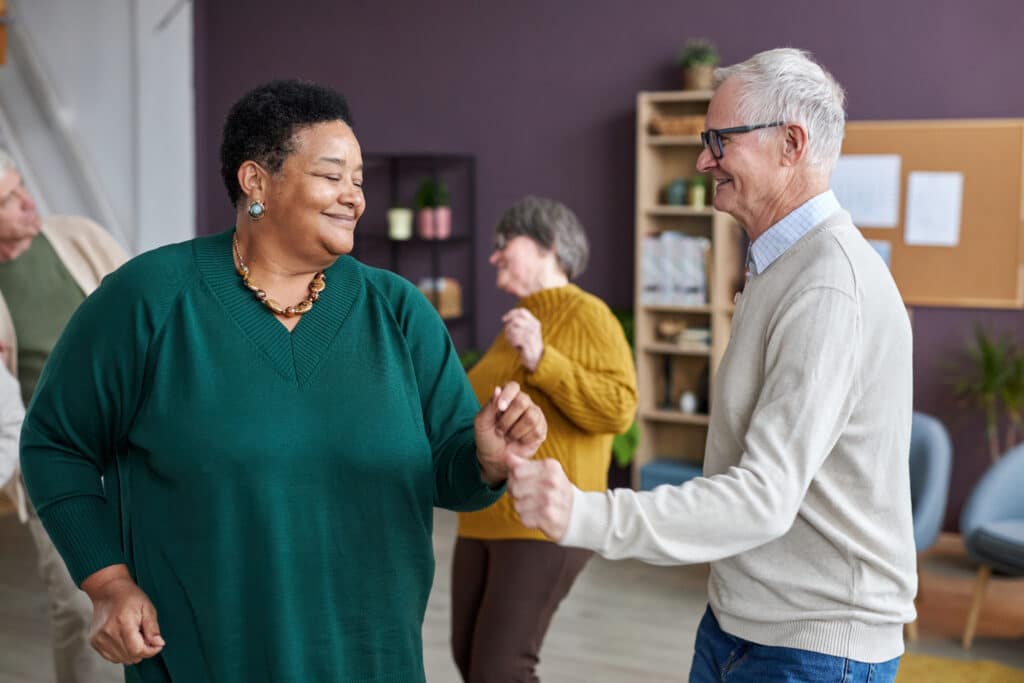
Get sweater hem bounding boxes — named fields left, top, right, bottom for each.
left=713, top=608, right=906, bottom=663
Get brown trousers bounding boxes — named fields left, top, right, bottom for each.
left=450, top=537, right=592, bottom=683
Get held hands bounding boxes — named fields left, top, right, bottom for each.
left=82, top=565, right=165, bottom=665
left=502, top=308, right=543, bottom=372
left=508, top=456, right=575, bottom=542
left=474, top=381, right=547, bottom=486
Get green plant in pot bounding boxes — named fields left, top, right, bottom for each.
left=414, top=177, right=451, bottom=239
left=678, top=38, right=719, bottom=91
left=951, top=325, right=1024, bottom=461
left=610, top=308, right=640, bottom=474
left=688, top=174, right=708, bottom=209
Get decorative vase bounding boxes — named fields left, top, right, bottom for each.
left=387, top=208, right=413, bottom=240
left=664, top=178, right=688, bottom=206
left=433, top=206, right=452, bottom=239
left=688, top=183, right=706, bottom=210
left=416, top=208, right=436, bottom=239
left=682, top=64, right=714, bottom=91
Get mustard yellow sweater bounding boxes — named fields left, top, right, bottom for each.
left=458, top=284, right=637, bottom=541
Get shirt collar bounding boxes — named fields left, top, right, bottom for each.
left=747, top=190, right=841, bottom=275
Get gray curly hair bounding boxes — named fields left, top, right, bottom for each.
left=494, top=196, right=589, bottom=280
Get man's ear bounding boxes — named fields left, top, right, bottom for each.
left=781, top=123, right=810, bottom=167
left=237, top=161, right=268, bottom=200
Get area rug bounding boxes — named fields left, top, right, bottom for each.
left=898, top=653, right=1024, bottom=682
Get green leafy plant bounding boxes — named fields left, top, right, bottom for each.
left=690, top=174, right=708, bottom=189
left=610, top=308, right=640, bottom=468
left=414, top=177, right=450, bottom=209
left=951, top=325, right=1024, bottom=461
left=677, top=38, right=719, bottom=69
left=459, top=348, right=481, bottom=371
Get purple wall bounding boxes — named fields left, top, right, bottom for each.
left=194, top=1, right=1024, bottom=527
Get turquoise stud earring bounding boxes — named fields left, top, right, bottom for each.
left=247, top=200, right=266, bottom=222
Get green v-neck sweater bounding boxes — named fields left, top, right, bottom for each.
left=20, top=229, right=502, bottom=682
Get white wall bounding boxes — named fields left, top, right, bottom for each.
left=0, top=0, right=194, bottom=254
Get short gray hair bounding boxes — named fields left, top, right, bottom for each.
left=0, top=148, right=18, bottom=175
left=496, top=196, right=589, bottom=280
left=714, top=48, right=846, bottom=171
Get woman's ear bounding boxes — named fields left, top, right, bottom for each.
left=781, top=123, right=809, bottom=167
left=237, top=161, right=268, bottom=200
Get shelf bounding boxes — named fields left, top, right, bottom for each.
left=641, top=409, right=710, bottom=426
left=363, top=153, right=474, bottom=171
left=641, top=343, right=711, bottom=357
left=645, top=205, right=715, bottom=217
left=642, top=90, right=713, bottom=103
left=646, top=135, right=703, bottom=146
left=641, top=304, right=711, bottom=314
left=438, top=314, right=473, bottom=325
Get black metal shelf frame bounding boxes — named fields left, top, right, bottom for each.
left=356, top=153, right=477, bottom=351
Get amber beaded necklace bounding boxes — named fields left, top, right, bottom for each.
left=232, top=232, right=325, bottom=317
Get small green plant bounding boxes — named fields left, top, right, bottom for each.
left=414, top=177, right=450, bottom=209
left=677, top=38, right=719, bottom=69
left=690, top=174, right=708, bottom=189
left=610, top=308, right=640, bottom=468
left=459, top=348, right=481, bottom=371
left=951, top=325, right=1024, bottom=461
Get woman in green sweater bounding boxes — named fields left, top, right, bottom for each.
left=451, top=196, right=637, bottom=681
left=20, top=80, right=547, bottom=683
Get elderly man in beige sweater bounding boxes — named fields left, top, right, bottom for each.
left=508, top=49, right=915, bottom=683
left=0, top=148, right=126, bottom=683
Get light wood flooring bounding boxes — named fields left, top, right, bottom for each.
left=2, top=504, right=1022, bottom=682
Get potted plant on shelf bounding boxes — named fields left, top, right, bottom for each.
left=678, top=38, right=719, bottom=91
left=414, top=177, right=451, bottom=240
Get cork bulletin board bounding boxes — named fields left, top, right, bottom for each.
left=842, top=120, right=1024, bottom=308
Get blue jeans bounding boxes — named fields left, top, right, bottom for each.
left=689, top=607, right=900, bottom=683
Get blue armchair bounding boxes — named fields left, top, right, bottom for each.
left=909, top=412, right=953, bottom=552
left=905, top=412, right=953, bottom=641
left=959, top=442, right=1024, bottom=649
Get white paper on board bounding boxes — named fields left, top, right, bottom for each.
left=831, top=154, right=901, bottom=228
left=904, top=172, right=963, bottom=247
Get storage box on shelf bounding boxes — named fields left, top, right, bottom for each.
left=634, top=90, right=745, bottom=489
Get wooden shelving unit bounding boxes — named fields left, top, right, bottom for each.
left=632, top=91, right=745, bottom=487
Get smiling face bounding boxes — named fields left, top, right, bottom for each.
left=0, top=169, right=42, bottom=262
left=489, top=235, right=560, bottom=298
left=696, top=77, right=788, bottom=236
left=260, top=120, right=365, bottom=260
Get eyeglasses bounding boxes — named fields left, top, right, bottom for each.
left=700, top=122, right=785, bottom=159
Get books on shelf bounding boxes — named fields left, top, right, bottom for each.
left=640, top=232, right=711, bottom=306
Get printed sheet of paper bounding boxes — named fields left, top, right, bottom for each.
left=831, top=155, right=901, bottom=228
left=904, top=172, right=963, bottom=247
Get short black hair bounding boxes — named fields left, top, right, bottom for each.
left=219, top=79, right=353, bottom=206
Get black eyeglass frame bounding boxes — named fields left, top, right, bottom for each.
left=700, top=122, right=786, bottom=159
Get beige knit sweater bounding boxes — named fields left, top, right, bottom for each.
left=563, top=213, right=916, bottom=663
left=0, top=215, right=126, bottom=520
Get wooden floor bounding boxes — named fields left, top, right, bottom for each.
left=2, top=506, right=1022, bottom=682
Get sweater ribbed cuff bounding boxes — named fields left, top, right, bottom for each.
left=526, top=344, right=571, bottom=394
left=442, top=433, right=506, bottom=512
left=36, top=495, right=124, bottom=586
left=560, top=486, right=608, bottom=551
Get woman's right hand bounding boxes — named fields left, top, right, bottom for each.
left=81, top=564, right=165, bottom=664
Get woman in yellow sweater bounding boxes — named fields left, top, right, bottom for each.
left=452, top=196, right=637, bottom=681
